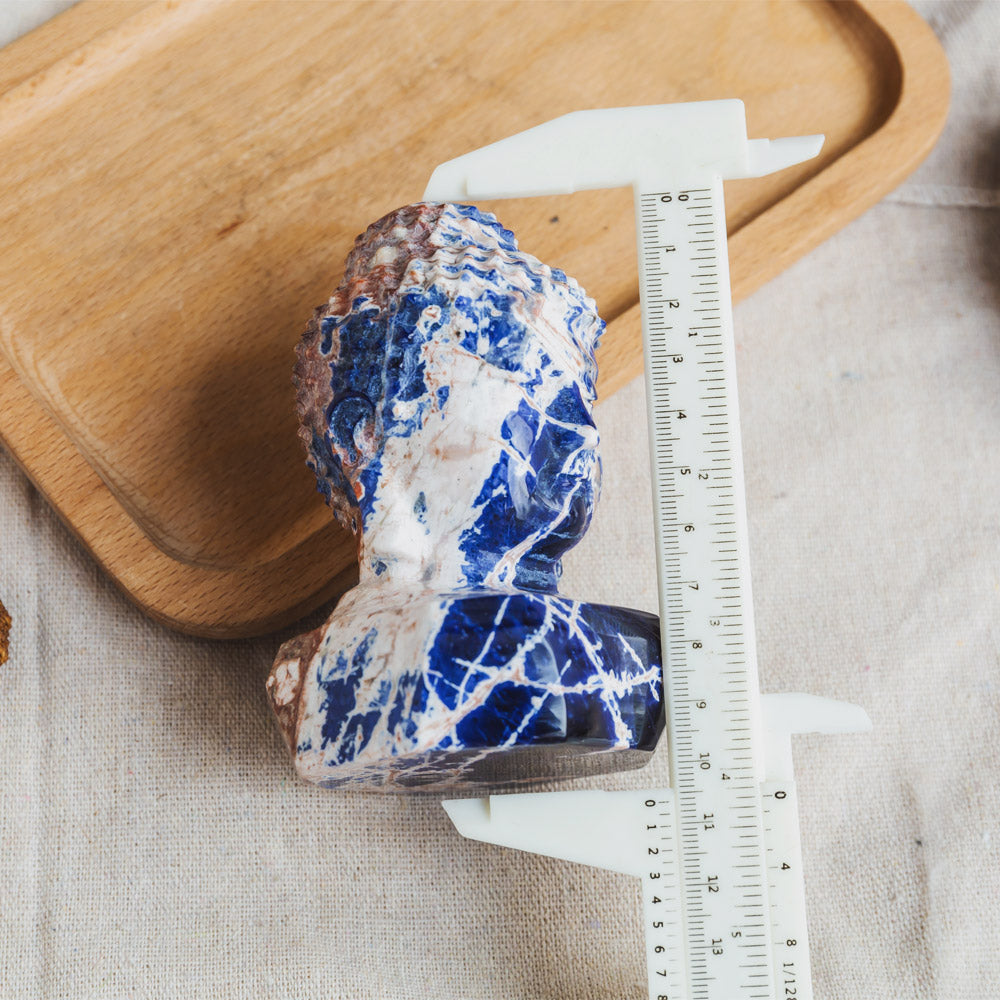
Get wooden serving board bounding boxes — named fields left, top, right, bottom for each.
left=0, top=0, right=948, bottom=637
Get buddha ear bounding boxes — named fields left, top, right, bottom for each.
left=327, top=395, right=379, bottom=469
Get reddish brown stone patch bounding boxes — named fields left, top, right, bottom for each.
left=0, top=597, right=10, bottom=666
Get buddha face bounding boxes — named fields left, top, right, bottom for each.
left=295, top=203, right=604, bottom=592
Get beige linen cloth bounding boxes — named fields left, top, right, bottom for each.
left=1, top=2, right=997, bottom=997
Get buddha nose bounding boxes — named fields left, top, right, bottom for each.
left=577, top=420, right=599, bottom=451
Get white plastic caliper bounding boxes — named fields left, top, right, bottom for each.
left=426, top=101, right=871, bottom=1000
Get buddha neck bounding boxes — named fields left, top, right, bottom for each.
left=356, top=522, right=561, bottom=594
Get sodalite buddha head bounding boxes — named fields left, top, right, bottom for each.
left=293, top=202, right=602, bottom=594
left=268, top=203, right=663, bottom=790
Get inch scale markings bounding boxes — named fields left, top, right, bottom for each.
left=429, top=101, right=872, bottom=1000
left=638, top=179, right=773, bottom=1000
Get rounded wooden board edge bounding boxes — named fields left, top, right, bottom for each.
left=0, top=0, right=951, bottom=638
left=729, top=0, right=950, bottom=300
left=0, top=0, right=146, bottom=95
left=0, top=358, right=360, bottom=639
left=600, top=0, right=951, bottom=381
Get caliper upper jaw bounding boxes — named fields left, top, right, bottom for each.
left=761, top=692, right=873, bottom=782
left=422, top=100, right=824, bottom=202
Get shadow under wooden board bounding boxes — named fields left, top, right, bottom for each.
left=0, top=0, right=947, bottom=638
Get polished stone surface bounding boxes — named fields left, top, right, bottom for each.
left=268, top=203, right=662, bottom=789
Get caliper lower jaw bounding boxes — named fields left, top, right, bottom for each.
left=443, top=693, right=871, bottom=876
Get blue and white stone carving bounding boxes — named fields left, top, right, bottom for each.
left=267, top=203, right=663, bottom=790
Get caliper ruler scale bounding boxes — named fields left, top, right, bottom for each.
left=426, top=101, right=871, bottom=1000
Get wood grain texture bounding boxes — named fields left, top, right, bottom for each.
left=0, top=0, right=949, bottom=637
